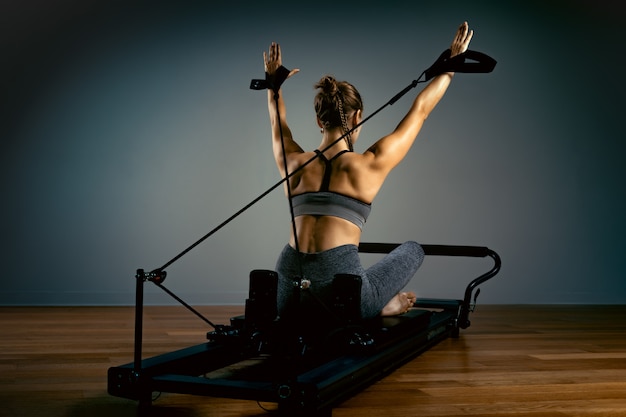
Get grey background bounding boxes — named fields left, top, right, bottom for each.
left=2, top=1, right=624, bottom=306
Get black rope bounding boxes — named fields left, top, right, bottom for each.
left=155, top=282, right=218, bottom=328
left=272, top=90, right=305, bottom=281
left=155, top=46, right=498, bottom=272
left=156, top=71, right=429, bottom=273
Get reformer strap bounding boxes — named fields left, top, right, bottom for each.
left=250, top=65, right=292, bottom=93
left=424, top=49, right=497, bottom=81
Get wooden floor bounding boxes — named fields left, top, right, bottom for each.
left=1, top=305, right=625, bottom=417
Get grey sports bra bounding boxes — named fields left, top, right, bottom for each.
left=291, top=150, right=372, bottom=229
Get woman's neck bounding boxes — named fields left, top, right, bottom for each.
left=320, top=128, right=352, bottom=155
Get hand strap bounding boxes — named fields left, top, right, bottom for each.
left=424, top=49, right=497, bottom=81
left=250, top=65, right=292, bottom=93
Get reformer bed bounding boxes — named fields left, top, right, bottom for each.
left=108, top=242, right=500, bottom=416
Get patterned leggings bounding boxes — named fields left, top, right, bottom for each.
left=275, top=241, right=424, bottom=319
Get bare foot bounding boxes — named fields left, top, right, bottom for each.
left=381, top=291, right=417, bottom=316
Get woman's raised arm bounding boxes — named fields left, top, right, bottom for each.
left=365, top=22, right=474, bottom=174
left=264, top=42, right=302, bottom=175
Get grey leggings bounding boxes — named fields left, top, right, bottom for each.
left=275, top=241, right=424, bottom=319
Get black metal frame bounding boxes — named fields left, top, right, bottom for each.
left=108, top=242, right=501, bottom=416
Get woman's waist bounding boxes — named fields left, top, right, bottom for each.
left=290, top=215, right=362, bottom=253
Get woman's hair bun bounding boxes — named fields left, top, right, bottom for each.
left=315, top=75, right=339, bottom=97
left=314, top=75, right=362, bottom=129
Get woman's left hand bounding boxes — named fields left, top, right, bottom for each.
left=450, top=22, right=474, bottom=57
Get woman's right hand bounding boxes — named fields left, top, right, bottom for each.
left=450, top=22, right=474, bottom=57
left=263, top=42, right=299, bottom=78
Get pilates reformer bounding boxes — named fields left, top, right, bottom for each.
left=108, top=44, right=498, bottom=416
left=108, top=243, right=500, bottom=416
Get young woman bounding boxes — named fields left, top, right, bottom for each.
left=265, top=22, right=474, bottom=319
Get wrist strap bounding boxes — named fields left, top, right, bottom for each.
left=250, top=65, right=292, bottom=93
left=424, top=49, right=497, bottom=80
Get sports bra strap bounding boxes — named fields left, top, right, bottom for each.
left=314, top=149, right=351, bottom=192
